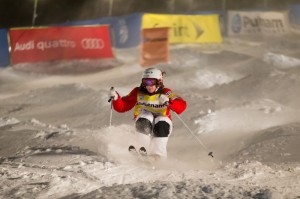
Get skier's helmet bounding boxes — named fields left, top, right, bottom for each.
left=142, top=68, right=162, bottom=80
left=142, top=68, right=163, bottom=86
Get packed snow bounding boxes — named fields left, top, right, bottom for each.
left=1, top=36, right=300, bottom=198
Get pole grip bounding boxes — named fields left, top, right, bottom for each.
left=108, top=86, right=115, bottom=103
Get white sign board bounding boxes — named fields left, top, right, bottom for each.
left=228, top=10, right=290, bottom=36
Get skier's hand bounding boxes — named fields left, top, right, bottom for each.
left=108, top=87, right=118, bottom=102
left=159, top=94, right=169, bottom=105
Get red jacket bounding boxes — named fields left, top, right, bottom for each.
left=112, top=86, right=186, bottom=120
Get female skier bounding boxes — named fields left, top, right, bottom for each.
left=109, top=68, right=186, bottom=160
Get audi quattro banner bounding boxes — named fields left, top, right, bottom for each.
left=9, top=26, right=113, bottom=64
left=0, top=29, right=10, bottom=67
left=140, top=27, right=169, bottom=67
left=142, top=14, right=222, bottom=43
left=228, top=10, right=290, bottom=36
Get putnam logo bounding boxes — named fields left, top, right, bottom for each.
left=243, top=16, right=284, bottom=29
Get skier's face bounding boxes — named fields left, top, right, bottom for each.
left=142, top=78, right=158, bottom=93
left=146, top=85, right=157, bottom=93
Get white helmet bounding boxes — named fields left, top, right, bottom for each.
left=142, top=68, right=163, bottom=80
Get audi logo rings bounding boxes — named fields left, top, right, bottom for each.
left=81, top=38, right=104, bottom=49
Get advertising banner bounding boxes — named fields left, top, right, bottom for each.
left=0, top=29, right=10, bottom=67
left=140, top=27, right=169, bottom=67
left=142, top=14, right=222, bottom=43
left=110, top=13, right=142, bottom=49
left=228, top=10, right=290, bottom=36
left=9, top=26, right=113, bottom=64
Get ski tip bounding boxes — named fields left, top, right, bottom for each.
left=128, top=145, right=136, bottom=152
left=139, top=147, right=147, bottom=156
left=208, top=152, right=213, bottom=158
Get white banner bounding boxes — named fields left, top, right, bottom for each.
left=227, top=10, right=290, bottom=36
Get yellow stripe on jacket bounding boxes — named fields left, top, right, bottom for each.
left=134, top=92, right=168, bottom=118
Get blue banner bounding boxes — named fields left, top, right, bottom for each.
left=109, top=13, right=142, bottom=48
left=0, top=29, right=10, bottom=67
left=289, top=4, right=300, bottom=29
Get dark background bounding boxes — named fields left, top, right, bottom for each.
left=1, top=0, right=300, bottom=28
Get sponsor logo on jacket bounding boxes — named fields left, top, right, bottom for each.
left=137, top=102, right=165, bottom=108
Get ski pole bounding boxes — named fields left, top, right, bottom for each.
left=108, top=97, right=113, bottom=127
left=108, top=98, right=113, bottom=127
left=173, top=111, right=214, bottom=158
left=108, top=87, right=114, bottom=128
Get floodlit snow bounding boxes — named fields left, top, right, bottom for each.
left=1, top=36, right=300, bottom=198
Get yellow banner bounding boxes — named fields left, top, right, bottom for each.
left=142, top=14, right=222, bottom=43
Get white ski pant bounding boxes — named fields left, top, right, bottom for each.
left=134, top=111, right=173, bottom=158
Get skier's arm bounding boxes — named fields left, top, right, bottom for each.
left=112, top=88, right=138, bottom=113
left=169, top=96, right=186, bottom=114
left=164, top=88, right=187, bottom=114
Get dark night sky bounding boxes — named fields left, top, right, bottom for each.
left=1, top=0, right=174, bottom=28
left=0, top=0, right=92, bottom=28
left=1, top=0, right=299, bottom=29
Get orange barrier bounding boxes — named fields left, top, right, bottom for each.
left=140, top=27, right=169, bottom=67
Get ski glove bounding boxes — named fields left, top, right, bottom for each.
left=159, top=94, right=169, bottom=105
left=108, top=87, right=118, bottom=101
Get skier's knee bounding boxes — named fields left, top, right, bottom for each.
left=153, top=121, right=170, bottom=137
left=136, top=118, right=152, bottom=135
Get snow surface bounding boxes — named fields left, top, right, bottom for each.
left=1, top=36, right=300, bottom=198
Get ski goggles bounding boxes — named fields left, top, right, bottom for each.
left=142, top=78, right=157, bottom=86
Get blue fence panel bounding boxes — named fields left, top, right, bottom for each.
left=289, top=4, right=300, bottom=29
left=109, top=13, right=142, bottom=48
left=0, top=29, right=10, bottom=67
